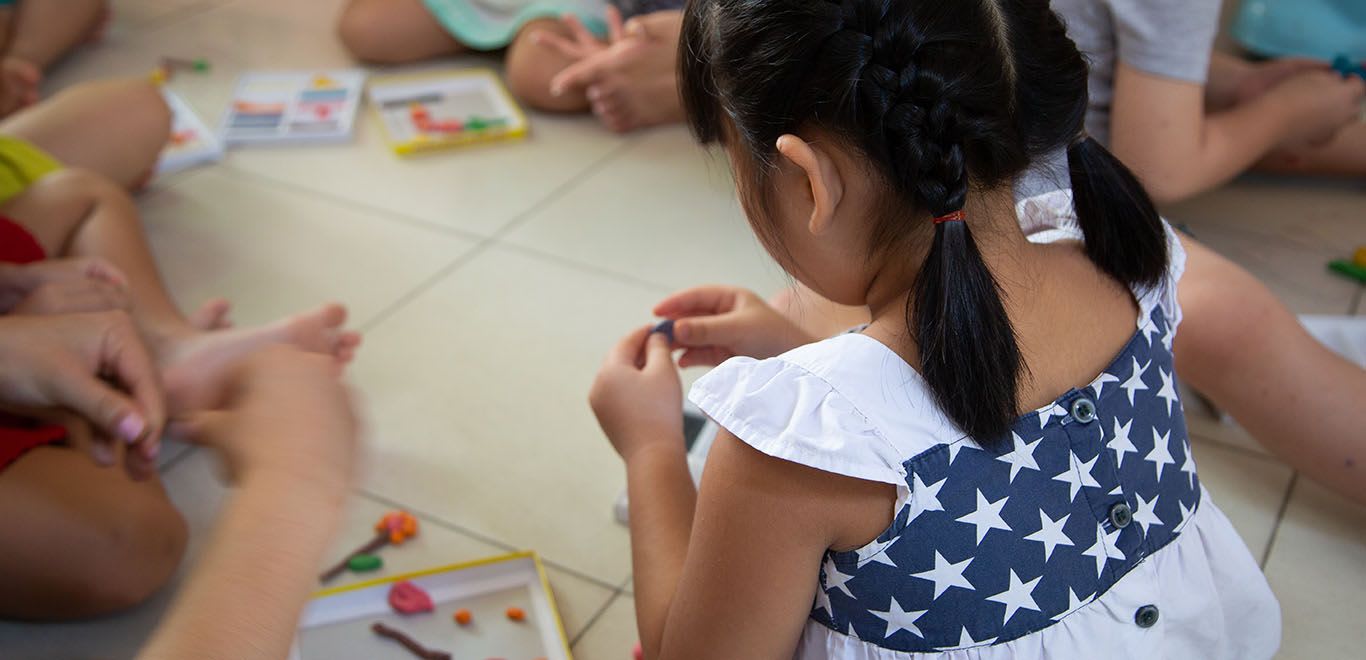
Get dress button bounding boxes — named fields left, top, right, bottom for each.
left=1135, top=604, right=1160, bottom=628
left=1070, top=397, right=1097, bottom=424
left=1109, top=502, right=1133, bottom=529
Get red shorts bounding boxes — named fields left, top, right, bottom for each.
left=0, top=215, right=68, bottom=470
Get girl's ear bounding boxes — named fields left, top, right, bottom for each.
left=775, top=135, right=845, bottom=236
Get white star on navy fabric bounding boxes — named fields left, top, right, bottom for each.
left=1179, top=446, right=1198, bottom=489
left=908, top=472, right=947, bottom=523
left=1052, top=451, right=1101, bottom=502
left=1023, top=510, right=1074, bottom=561
left=1132, top=492, right=1164, bottom=534
left=911, top=551, right=975, bottom=600
left=1156, top=368, right=1179, bottom=416
left=1091, top=371, right=1120, bottom=398
left=985, top=569, right=1043, bottom=625
left=1178, top=499, right=1195, bottom=527
left=1161, top=319, right=1177, bottom=352
left=1080, top=525, right=1109, bottom=578
left=1054, top=587, right=1091, bottom=621
left=1037, top=403, right=1066, bottom=429
left=1108, top=418, right=1138, bottom=468
left=825, top=559, right=856, bottom=598
left=997, top=432, right=1041, bottom=483
left=1139, top=312, right=1161, bottom=345
left=946, top=440, right=975, bottom=466
left=1103, top=525, right=1126, bottom=562
left=813, top=580, right=834, bottom=618
left=1145, top=428, right=1175, bottom=481
left=869, top=596, right=927, bottom=641
left=864, top=548, right=898, bottom=568
left=956, top=490, right=1013, bottom=545
left=1120, top=357, right=1150, bottom=405
left=945, top=626, right=990, bottom=651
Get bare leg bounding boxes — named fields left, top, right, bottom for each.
left=0, top=170, right=361, bottom=413
left=1174, top=237, right=1366, bottom=504
left=1257, top=121, right=1366, bottom=178
left=0, top=0, right=106, bottom=116
left=0, top=445, right=187, bottom=620
left=0, top=79, right=171, bottom=190
left=506, top=19, right=591, bottom=113
left=336, top=0, right=467, bottom=64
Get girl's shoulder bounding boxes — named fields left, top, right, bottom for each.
left=688, top=333, right=959, bottom=488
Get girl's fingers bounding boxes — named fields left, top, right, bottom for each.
left=534, top=29, right=584, bottom=60
left=560, top=13, right=600, bottom=49
left=606, top=325, right=654, bottom=365
left=605, top=5, right=624, bottom=43
left=82, top=257, right=129, bottom=288
left=652, top=285, right=738, bottom=318
left=551, top=53, right=610, bottom=97
left=642, top=331, right=674, bottom=372
left=98, top=313, right=167, bottom=442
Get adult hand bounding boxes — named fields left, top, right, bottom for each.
left=589, top=326, right=683, bottom=462
left=0, top=311, right=164, bottom=478
left=534, top=6, right=626, bottom=83
left=0, top=257, right=128, bottom=313
left=1236, top=57, right=1333, bottom=104
left=653, top=286, right=816, bottom=368
left=172, top=345, right=359, bottom=494
left=1266, top=70, right=1366, bottom=147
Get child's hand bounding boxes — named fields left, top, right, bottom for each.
left=11, top=278, right=130, bottom=316
left=653, top=286, right=816, bottom=368
left=0, top=312, right=165, bottom=477
left=0, top=257, right=128, bottom=312
left=1267, top=70, right=1366, bottom=147
left=173, top=346, right=358, bottom=495
left=535, top=7, right=625, bottom=86
left=590, top=326, right=684, bottom=462
left=1236, top=58, right=1332, bottom=104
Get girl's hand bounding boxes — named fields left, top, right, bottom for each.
left=173, top=346, right=358, bottom=495
left=535, top=7, right=624, bottom=77
left=1236, top=58, right=1333, bottom=104
left=11, top=277, right=130, bottom=316
left=0, top=311, right=164, bottom=478
left=590, top=326, right=684, bottom=462
left=1267, top=70, right=1366, bottom=147
left=0, top=257, right=128, bottom=313
left=653, top=286, right=816, bottom=368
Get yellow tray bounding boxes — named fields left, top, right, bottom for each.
left=290, top=551, right=572, bottom=660
left=368, top=69, right=529, bottom=156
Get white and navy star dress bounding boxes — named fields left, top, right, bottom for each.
left=689, top=191, right=1281, bottom=659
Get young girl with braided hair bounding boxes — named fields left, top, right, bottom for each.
left=589, top=0, right=1279, bottom=658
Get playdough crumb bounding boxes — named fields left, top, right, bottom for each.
left=505, top=606, right=526, bottom=621
left=453, top=608, right=472, bottom=625
left=347, top=553, right=382, bottom=572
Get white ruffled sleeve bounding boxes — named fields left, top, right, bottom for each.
left=688, top=356, right=907, bottom=486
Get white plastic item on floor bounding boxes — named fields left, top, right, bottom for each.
left=156, top=90, right=223, bottom=175
left=1301, top=315, right=1366, bottom=368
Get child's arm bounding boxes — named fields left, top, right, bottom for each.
left=1109, top=62, right=1364, bottom=203
left=139, top=347, right=358, bottom=660
left=592, top=328, right=893, bottom=658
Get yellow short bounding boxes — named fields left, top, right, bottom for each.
left=0, top=136, right=61, bottom=206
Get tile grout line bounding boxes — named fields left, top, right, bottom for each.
left=569, top=589, right=625, bottom=648
left=215, top=165, right=489, bottom=244
left=1188, top=431, right=1280, bottom=462
left=486, top=138, right=639, bottom=241
left=492, top=241, right=677, bottom=295
left=351, top=138, right=640, bottom=334
left=356, top=488, right=624, bottom=593
left=1259, top=471, right=1298, bottom=569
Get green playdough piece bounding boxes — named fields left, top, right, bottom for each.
left=348, top=553, right=383, bottom=572
left=192, top=58, right=210, bottom=72
left=1330, top=260, right=1366, bottom=284
left=465, top=117, right=488, bottom=131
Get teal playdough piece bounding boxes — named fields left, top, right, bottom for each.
left=347, top=553, right=383, bottom=572
left=1233, top=0, right=1366, bottom=61
left=422, top=0, right=609, bottom=51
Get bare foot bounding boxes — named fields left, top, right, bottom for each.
left=0, top=57, right=41, bottom=118
left=160, top=303, right=362, bottom=413
left=188, top=298, right=233, bottom=331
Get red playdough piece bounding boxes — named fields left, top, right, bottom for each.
left=633, top=642, right=643, bottom=660
left=388, top=580, right=435, bottom=614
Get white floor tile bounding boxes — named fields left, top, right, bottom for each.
left=137, top=169, right=476, bottom=327
left=349, top=245, right=660, bottom=586
left=571, top=593, right=637, bottom=660
left=504, top=127, right=787, bottom=294
left=1189, top=441, right=1293, bottom=563
left=1264, top=480, right=1366, bottom=657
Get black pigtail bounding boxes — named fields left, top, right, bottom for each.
left=912, top=218, right=1021, bottom=444
left=1068, top=137, right=1168, bottom=288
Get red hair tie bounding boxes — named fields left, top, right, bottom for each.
left=933, top=210, right=965, bottom=225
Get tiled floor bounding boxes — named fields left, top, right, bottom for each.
left=0, top=1, right=1363, bottom=659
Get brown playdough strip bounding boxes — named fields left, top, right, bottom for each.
left=371, top=622, right=452, bottom=660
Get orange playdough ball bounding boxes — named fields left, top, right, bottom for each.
left=506, top=606, right=526, bottom=621
left=453, top=609, right=472, bottom=625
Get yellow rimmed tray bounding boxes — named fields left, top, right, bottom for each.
left=368, top=68, right=529, bottom=156
left=290, top=551, right=572, bottom=660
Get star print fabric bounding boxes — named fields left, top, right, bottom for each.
left=688, top=192, right=1280, bottom=659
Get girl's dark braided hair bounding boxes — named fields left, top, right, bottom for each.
left=680, top=0, right=1169, bottom=447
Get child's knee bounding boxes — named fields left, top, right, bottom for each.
left=506, top=24, right=585, bottom=113
left=337, top=0, right=399, bottom=63
left=33, top=167, right=120, bottom=203
left=76, top=497, right=188, bottom=615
